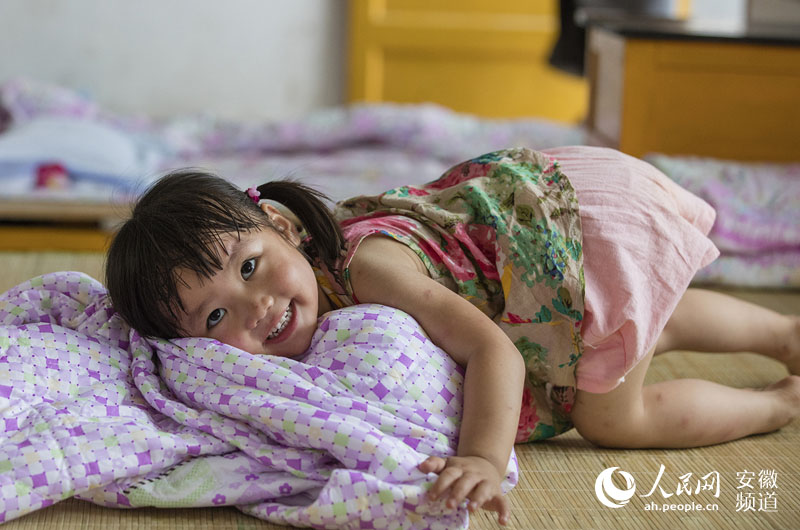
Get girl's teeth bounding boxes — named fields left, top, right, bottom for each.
left=267, top=306, right=292, bottom=339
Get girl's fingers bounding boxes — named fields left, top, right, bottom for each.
left=420, top=455, right=509, bottom=524
left=427, top=466, right=463, bottom=500
left=417, top=455, right=446, bottom=474
left=447, top=475, right=483, bottom=508
left=465, top=480, right=495, bottom=511
left=431, top=478, right=511, bottom=526
left=484, top=496, right=511, bottom=526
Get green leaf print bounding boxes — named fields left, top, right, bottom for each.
left=558, top=351, right=582, bottom=368
left=492, top=164, right=529, bottom=188
left=552, top=287, right=582, bottom=321
left=531, top=423, right=556, bottom=440
left=470, top=152, right=508, bottom=164
left=515, top=205, right=536, bottom=226
left=514, top=337, right=548, bottom=371
left=565, top=238, right=582, bottom=261
left=534, top=305, right=552, bottom=323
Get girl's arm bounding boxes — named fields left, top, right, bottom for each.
left=348, top=236, right=525, bottom=525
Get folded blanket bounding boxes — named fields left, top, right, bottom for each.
left=0, top=77, right=584, bottom=163
left=0, top=271, right=517, bottom=528
left=646, top=154, right=800, bottom=287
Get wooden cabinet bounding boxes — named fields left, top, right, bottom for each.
left=586, top=22, right=800, bottom=161
left=347, top=0, right=588, bottom=122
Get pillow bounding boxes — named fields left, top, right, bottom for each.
left=0, top=117, right=162, bottom=196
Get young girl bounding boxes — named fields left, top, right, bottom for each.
left=105, top=146, right=800, bottom=526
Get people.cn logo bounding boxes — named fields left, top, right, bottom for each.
left=595, top=467, right=636, bottom=508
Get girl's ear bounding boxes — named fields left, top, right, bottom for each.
left=259, top=203, right=302, bottom=245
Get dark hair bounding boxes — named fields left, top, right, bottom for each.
left=105, top=169, right=344, bottom=339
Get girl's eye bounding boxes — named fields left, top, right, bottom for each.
left=207, top=308, right=226, bottom=329
left=241, top=258, right=256, bottom=279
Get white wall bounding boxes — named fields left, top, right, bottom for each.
left=748, top=0, right=800, bottom=25
left=690, top=0, right=748, bottom=27
left=0, top=0, right=347, bottom=121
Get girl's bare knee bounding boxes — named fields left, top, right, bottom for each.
left=572, top=402, right=626, bottom=448
left=573, top=416, right=648, bottom=448
left=572, top=391, right=647, bottom=448
left=573, top=417, right=613, bottom=447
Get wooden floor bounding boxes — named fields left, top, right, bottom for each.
left=1, top=251, right=799, bottom=529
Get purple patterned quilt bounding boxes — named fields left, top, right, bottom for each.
left=0, top=271, right=517, bottom=528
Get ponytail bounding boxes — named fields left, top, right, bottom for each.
left=256, top=180, right=345, bottom=273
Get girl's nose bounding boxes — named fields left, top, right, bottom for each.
left=244, top=293, right=273, bottom=330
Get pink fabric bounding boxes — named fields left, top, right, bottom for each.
left=542, top=147, right=720, bottom=393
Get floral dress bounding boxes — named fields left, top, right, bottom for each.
left=313, top=148, right=585, bottom=443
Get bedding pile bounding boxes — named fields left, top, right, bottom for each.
left=646, top=154, right=800, bottom=287
left=0, top=271, right=516, bottom=528
left=0, top=77, right=584, bottom=203
left=1, top=77, right=798, bottom=287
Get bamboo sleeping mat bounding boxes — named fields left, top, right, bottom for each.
left=1, top=251, right=798, bottom=529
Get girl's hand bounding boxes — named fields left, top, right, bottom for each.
left=419, top=455, right=510, bottom=526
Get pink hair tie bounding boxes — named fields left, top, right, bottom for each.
left=246, top=187, right=261, bottom=204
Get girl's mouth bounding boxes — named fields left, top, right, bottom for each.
left=264, top=301, right=296, bottom=344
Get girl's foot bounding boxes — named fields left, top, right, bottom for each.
left=761, top=375, right=800, bottom=429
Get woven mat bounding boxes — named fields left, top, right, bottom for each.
left=1, top=253, right=798, bottom=528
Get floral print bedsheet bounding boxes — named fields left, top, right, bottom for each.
left=0, top=271, right=517, bottom=528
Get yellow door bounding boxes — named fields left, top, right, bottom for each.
left=348, top=0, right=589, bottom=123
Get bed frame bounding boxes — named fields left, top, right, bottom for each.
left=0, top=198, right=124, bottom=251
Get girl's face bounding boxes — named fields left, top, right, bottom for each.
left=175, top=204, right=330, bottom=357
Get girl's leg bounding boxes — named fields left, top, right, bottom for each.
left=656, top=288, right=800, bottom=374
left=571, top=346, right=800, bottom=448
